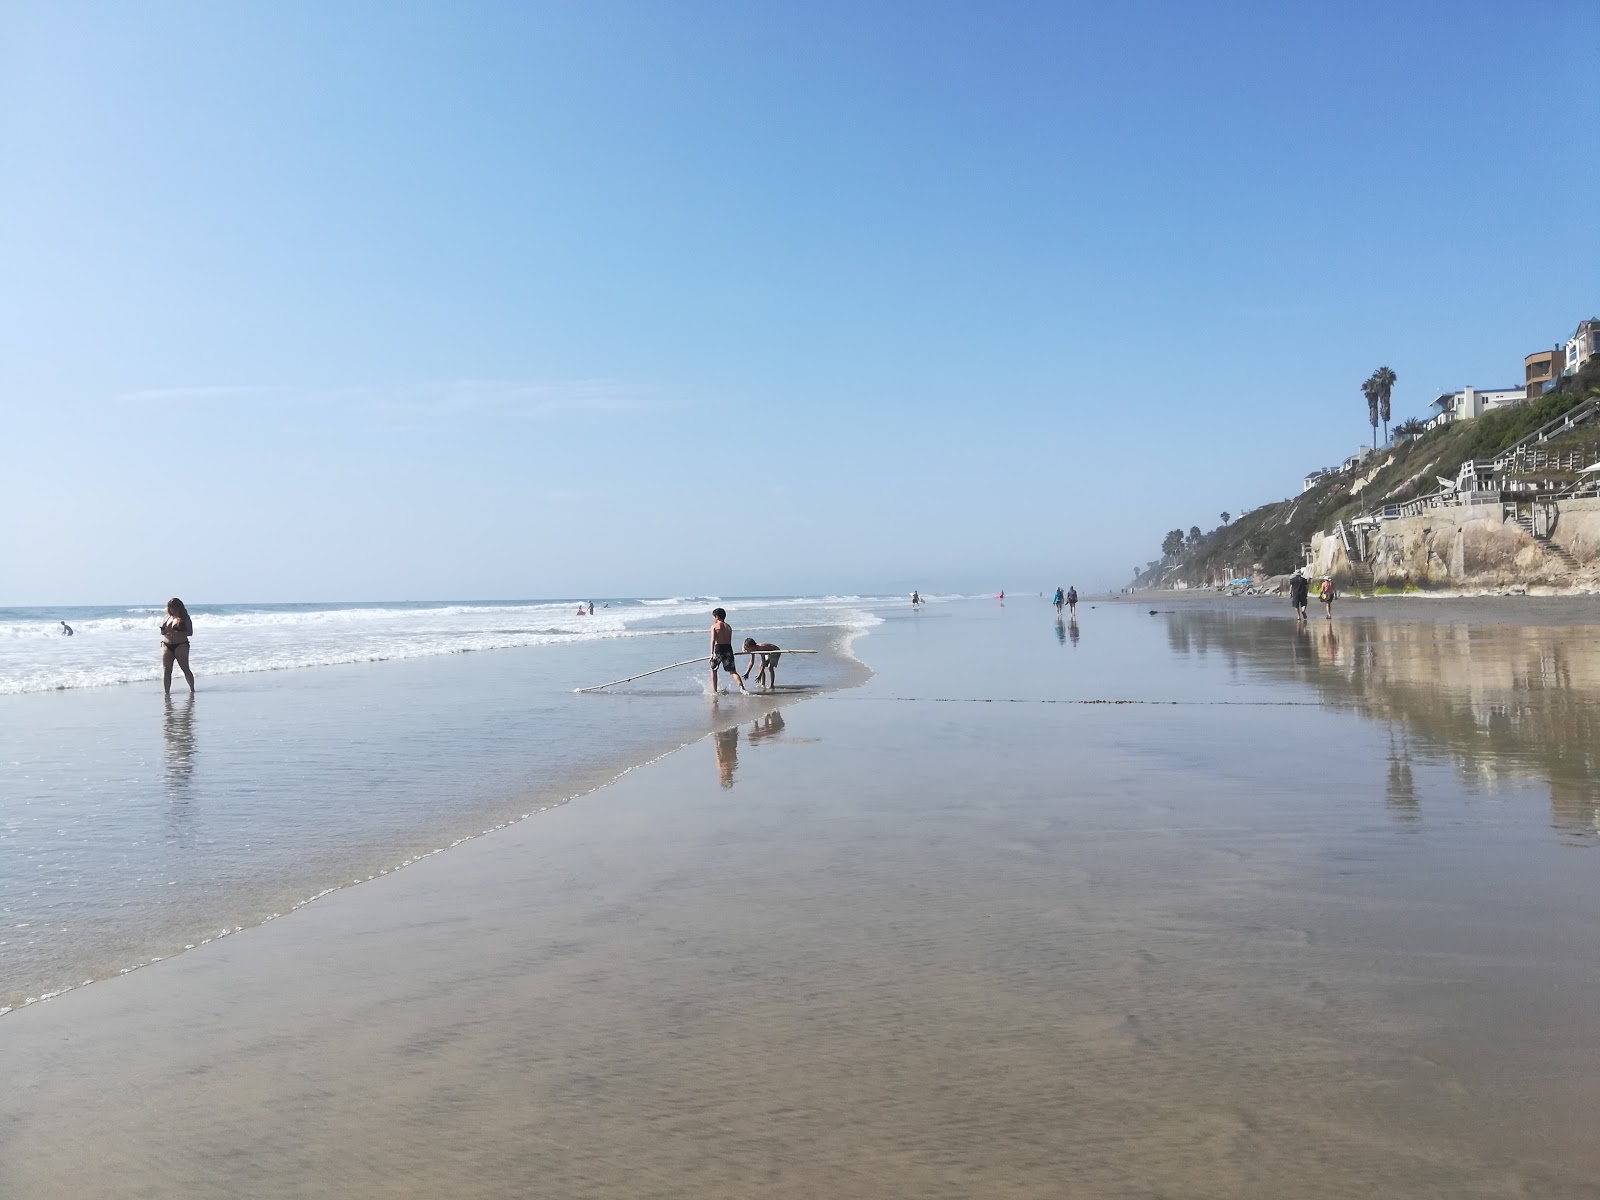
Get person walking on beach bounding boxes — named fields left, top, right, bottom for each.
left=1289, top=571, right=1309, bottom=622
left=160, top=597, right=195, bottom=696
left=709, top=608, right=748, bottom=695
left=1067, top=586, right=1078, bottom=616
left=741, top=638, right=782, bottom=690
left=1053, top=587, right=1064, bottom=613
left=1318, top=576, right=1336, bottom=621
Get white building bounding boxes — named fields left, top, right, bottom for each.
left=1565, top=318, right=1600, bottom=377
left=1342, top=448, right=1373, bottom=472
left=1425, top=385, right=1524, bottom=429
left=1302, top=468, right=1333, bottom=492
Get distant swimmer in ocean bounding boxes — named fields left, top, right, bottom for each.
left=587, top=600, right=595, bottom=615
left=741, top=638, right=782, bottom=690
left=160, top=597, right=195, bottom=696
left=1067, top=586, right=1078, bottom=616
left=709, top=607, right=748, bottom=695
left=60, top=621, right=74, bottom=636
left=1052, top=587, right=1064, bottom=613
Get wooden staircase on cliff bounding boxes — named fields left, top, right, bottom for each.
left=1346, top=562, right=1375, bottom=595
left=1511, top=514, right=1584, bottom=571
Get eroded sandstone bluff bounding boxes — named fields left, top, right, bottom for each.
left=1308, top=497, right=1600, bottom=591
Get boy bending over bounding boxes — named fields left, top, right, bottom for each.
left=741, top=638, right=782, bottom=690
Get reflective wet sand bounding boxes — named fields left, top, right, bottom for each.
left=3, top=599, right=1598, bottom=1197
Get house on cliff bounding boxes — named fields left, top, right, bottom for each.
left=1426, top=386, right=1523, bottom=430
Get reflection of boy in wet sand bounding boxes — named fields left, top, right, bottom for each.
left=741, top=638, right=782, bottom=689
left=713, top=724, right=739, bottom=789
left=749, top=709, right=785, bottom=742
left=709, top=608, right=748, bottom=694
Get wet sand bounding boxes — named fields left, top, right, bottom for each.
left=4, top=599, right=1599, bottom=1197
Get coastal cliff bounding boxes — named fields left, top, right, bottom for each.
left=1139, top=374, right=1600, bottom=595
left=1307, top=498, right=1600, bottom=592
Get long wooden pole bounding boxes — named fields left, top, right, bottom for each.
left=576, top=650, right=817, bottom=693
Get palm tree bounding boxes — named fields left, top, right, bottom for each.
left=1372, top=366, right=1397, bottom=444
left=1220, top=511, right=1230, bottom=525
left=1362, top=375, right=1380, bottom=453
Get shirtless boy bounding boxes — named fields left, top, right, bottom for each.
left=741, top=638, right=782, bottom=689
left=709, top=608, right=748, bottom=694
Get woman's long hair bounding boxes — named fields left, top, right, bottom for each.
left=166, top=597, right=190, bottom=623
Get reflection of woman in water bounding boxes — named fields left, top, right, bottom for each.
left=161, top=598, right=195, bottom=696
left=163, top=693, right=198, bottom=844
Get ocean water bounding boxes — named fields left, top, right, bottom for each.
left=0, top=594, right=899, bottom=1010
left=0, top=595, right=893, bottom=695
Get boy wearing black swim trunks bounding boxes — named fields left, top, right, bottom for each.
left=710, top=608, right=748, bottom=694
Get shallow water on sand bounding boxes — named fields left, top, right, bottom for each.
left=0, top=601, right=874, bottom=1010
left=3, top=596, right=1598, bottom=1197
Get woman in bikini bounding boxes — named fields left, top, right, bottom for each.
left=161, top=597, right=196, bottom=695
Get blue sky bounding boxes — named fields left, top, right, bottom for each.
left=3, top=1, right=1595, bottom=603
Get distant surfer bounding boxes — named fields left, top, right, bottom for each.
left=160, top=597, right=195, bottom=696
left=60, top=621, right=74, bottom=636
left=910, top=590, right=921, bottom=606
left=709, top=608, right=748, bottom=695
left=1067, top=586, right=1078, bottom=616
left=1289, top=570, right=1309, bottom=622
left=741, top=638, right=782, bottom=690
left=1052, top=586, right=1064, bottom=613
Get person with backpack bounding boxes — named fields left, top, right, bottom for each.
left=1318, top=576, right=1336, bottom=620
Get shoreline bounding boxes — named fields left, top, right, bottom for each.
left=1115, top=586, right=1600, bottom=606
left=0, top=616, right=875, bottom=1015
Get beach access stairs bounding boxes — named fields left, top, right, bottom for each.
left=1346, top=562, right=1376, bottom=595
left=1489, top=396, right=1600, bottom=474
left=1332, top=519, right=1377, bottom=595
left=1507, top=509, right=1583, bottom=570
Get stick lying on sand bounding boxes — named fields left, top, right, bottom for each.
left=576, top=651, right=817, bottom=693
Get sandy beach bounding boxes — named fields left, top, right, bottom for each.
left=4, top=597, right=1599, bottom=1198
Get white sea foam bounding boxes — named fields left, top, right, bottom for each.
left=0, top=596, right=890, bottom=695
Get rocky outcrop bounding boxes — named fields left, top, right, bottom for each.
left=1308, top=497, right=1600, bottom=592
